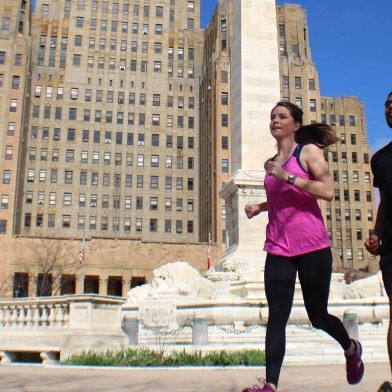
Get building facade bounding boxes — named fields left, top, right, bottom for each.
left=17, top=0, right=202, bottom=243
left=321, top=96, right=378, bottom=275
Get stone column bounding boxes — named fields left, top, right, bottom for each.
left=218, top=0, right=280, bottom=280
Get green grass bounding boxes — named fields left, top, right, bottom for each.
left=63, top=348, right=265, bottom=367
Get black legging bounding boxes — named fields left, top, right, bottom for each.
left=264, top=248, right=352, bottom=387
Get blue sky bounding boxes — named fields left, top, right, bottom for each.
left=201, top=0, right=392, bottom=154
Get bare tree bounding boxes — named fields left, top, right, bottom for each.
left=0, top=272, right=13, bottom=298
left=13, top=238, right=81, bottom=297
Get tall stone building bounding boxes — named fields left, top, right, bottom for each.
left=321, top=96, right=378, bottom=275
left=0, top=0, right=32, bottom=236
left=18, top=0, right=202, bottom=243
left=200, top=2, right=377, bottom=275
left=199, top=0, right=232, bottom=249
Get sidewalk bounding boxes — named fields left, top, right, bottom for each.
left=1, top=362, right=390, bottom=392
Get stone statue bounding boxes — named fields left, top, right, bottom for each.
left=343, top=271, right=386, bottom=299
left=125, top=261, right=216, bottom=305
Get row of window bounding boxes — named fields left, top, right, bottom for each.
left=28, top=149, right=195, bottom=169
left=72, top=35, right=195, bottom=61
left=72, top=16, right=195, bottom=31
left=280, top=96, right=317, bottom=112
left=31, top=105, right=196, bottom=128
left=24, top=192, right=194, bottom=212
left=326, top=151, right=369, bottom=165
left=13, top=272, right=146, bottom=298
left=66, top=54, right=195, bottom=78
left=24, top=213, right=194, bottom=234
left=326, top=208, right=373, bottom=221
left=34, top=86, right=197, bottom=109
left=333, top=170, right=371, bottom=183
left=55, top=0, right=194, bottom=17
left=322, top=113, right=356, bottom=127
left=25, top=170, right=195, bottom=190
left=29, top=128, right=195, bottom=149
left=334, top=189, right=372, bottom=203
left=0, top=51, right=23, bottom=66
left=282, top=76, right=315, bottom=91
left=328, top=228, right=372, bottom=242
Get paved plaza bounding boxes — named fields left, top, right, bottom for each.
left=1, top=362, right=390, bottom=392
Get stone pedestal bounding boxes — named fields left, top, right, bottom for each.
left=217, top=169, right=268, bottom=280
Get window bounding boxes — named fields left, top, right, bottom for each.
left=49, top=192, right=56, bottom=205
left=221, top=114, right=228, bottom=127
left=187, top=178, right=194, bottom=191
left=89, top=216, right=96, bottom=230
left=309, top=99, right=316, bottom=112
left=3, top=170, right=11, bottom=184
left=155, top=24, right=163, bottom=35
left=5, top=146, right=13, bottom=160
left=74, top=35, right=82, bottom=46
left=63, top=193, right=72, bottom=206
left=295, top=77, right=301, bottom=89
left=64, top=170, right=73, bottom=184
left=176, top=220, right=182, bottom=233
left=73, top=54, right=81, bottom=66
left=349, top=116, right=355, bottom=126
left=137, top=175, right=143, bottom=188
left=165, top=176, right=172, bottom=189
left=7, top=122, right=15, bottom=136
left=15, top=54, right=22, bottom=66
left=152, top=114, right=160, bottom=126
left=151, top=176, right=158, bottom=188
left=10, top=99, right=18, bottom=112
left=222, top=159, right=229, bottom=173
left=295, top=97, right=302, bottom=109
left=360, top=154, right=369, bottom=166
left=12, top=76, right=20, bottom=89
left=350, top=134, right=357, bottom=145
left=309, top=79, right=315, bottom=90
left=1, top=195, right=9, bottom=209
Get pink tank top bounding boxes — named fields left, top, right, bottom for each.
left=263, top=144, right=330, bottom=257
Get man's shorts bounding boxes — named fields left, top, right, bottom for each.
left=380, top=253, right=392, bottom=297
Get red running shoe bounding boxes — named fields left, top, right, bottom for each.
left=242, top=378, right=275, bottom=392
left=345, top=339, right=364, bottom=384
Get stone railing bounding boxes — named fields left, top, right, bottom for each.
left=0, top=298, right=70, bottom=330
left=0, top=295, right=126, bottom=364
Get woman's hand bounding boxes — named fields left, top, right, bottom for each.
left=244, top=202, right=267, bottom=219
left=265, top=160, right=287, bottom=182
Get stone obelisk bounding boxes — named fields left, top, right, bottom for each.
left=218, top=0, right=281, bottom=282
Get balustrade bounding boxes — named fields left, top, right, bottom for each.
left=0, top=300, right=70, bottom=330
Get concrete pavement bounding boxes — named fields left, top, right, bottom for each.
left=0, top=362, right=390, bottom=392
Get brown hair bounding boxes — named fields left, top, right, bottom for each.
left=273, top=101, right=339, bottom=148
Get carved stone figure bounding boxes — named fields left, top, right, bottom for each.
left=343, top=271, right=386, bottom=299
left=125, top=261, right=216, bottom=305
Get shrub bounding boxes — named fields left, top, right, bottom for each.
left=63, top=348, right=265, bottom=367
